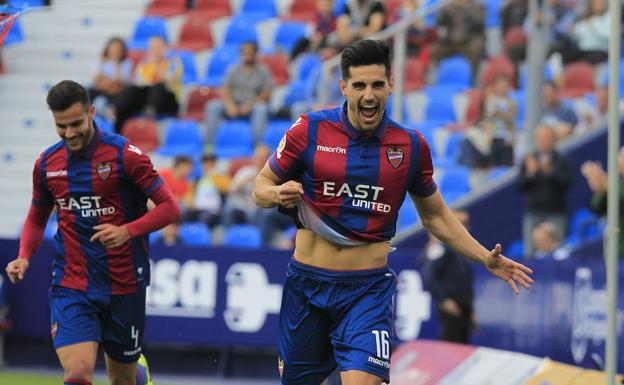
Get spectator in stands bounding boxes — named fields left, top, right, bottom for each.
left=577, top=85, right=607, bottom=133
left=183, top=154, right=226, bottom=229
left=501, top=0, right=528, bottom=36
left=152, top=222, right=182, bottom=247
left=430, top=0, right=485, bottom=78
left=543, top=0, right=577, bottom=54
left=112, top=36, right=182, bottom=132
left=458, top=75, right=516, bottom=168
left=222, top=146, right=271, bottom=226
left=310, top=0, right=339, bottom=51
left=531, top=221, right=570, bottom=261
left=581, top=147, right=624, bottom=257
left=421, top=210, right=476, bottom=344
left=391, top=0, right=437, bottom=61
left=540, top=81, right=578, bottom=140
left=88, top=37, right=132, bottom=114
left=517, top=124, right=573, bottom=256
left=562, top=0, right=609, bottom=64
left=160, top=156, right=194, bottom=211
left=336, top=0, right=386, bottom=46
left=204, top=41, right=272, bottom=145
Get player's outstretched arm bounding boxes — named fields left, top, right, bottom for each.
left=411, top=191, right=534, bottom=294
left=252, top=163, right=303, bottom=209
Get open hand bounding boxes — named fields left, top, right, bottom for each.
left=90, top=223, right=130, bottom=249
left=485, top=244, right=534, bottom=294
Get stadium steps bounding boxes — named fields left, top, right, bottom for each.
left=0, top=1, right=149, bottom=238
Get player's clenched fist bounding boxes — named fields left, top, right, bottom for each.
left=5, top=257, right=30, bottom=284
left=275, top=181, right=303, bottom=208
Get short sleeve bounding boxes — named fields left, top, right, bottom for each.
left=31, top=155, right=54, bottom=207
left=408, top=132, right=437, bottom=197
left=268, top=115, right=308, bottom=182
left=122, top=142, right=164, bottom=197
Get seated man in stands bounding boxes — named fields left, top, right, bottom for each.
left=335, top=0, right=386, bottom=46
left=540, top=81, right=578, bottom=140
left=531, top=221, right=570, bottom=261
left=204, top=41, right=272, bottom=145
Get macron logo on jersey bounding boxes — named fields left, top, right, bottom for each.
left=317, top=145, right=346, bottom=155
left=46, top=169, right=68, bottom=178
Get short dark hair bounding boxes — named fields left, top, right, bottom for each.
left=340, top=39, right=391, bottom=80
left=240, top=40, right=258, bottom=52
left=173, top=155, right=193, bottom=167
left=46, top=80, right=90, bottom=112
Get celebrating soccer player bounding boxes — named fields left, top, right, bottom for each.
left=253, top=39, right=534, bottom=385
left=5, top=80, right=180, bottom=385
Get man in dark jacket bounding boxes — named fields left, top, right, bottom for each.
left=518, top=124, right=574, bottom=256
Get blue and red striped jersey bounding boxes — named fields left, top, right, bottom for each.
left=269, top=102, right=437, bottom=243
left=31, top=126, right=163, bottom=294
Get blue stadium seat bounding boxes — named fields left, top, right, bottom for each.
left=157, top=119, right=203, bottom=156
left=334, top=0, right=346, bottom=15
left=222, top=224, right=262, bottom=248
left=397, top=197, right=419, bottom=232
left=424, top=94, right=456, bottom=123
left=436, top=55, right=472, bottom=89
left=239, top=0, right=277, bottom=21
left=174, top=50, right=198, bottom=84
left=386, top=96, right=409, bottom=123
left=567, top=208, right=599, bottom=245
left=8, top=0, right=43, bottom=6
left=179, top=222, right=212, bottom=246
left=510, top=89, right=526, bottom=126
left=444, top=131, right=465, bottom=164
left=223, top=17, right=258, bottom=48
left=263, top=120, right=291, bottom=151
left=4, top=17, right=23, bottom=45
left=128, top=16, right=169, bottom=50
left=203, top=46, right=239, bottom=86
left=519, top=65, right=553, bottom=90
left=601, top=59, right=624, bottom=95
left=293, top=53, right=322, bottom=82
left=506, top=239, right=524, bottom=259
left=485, top=0, right=503, bottom=28
left=93, top=115, right=114, bottom=133
left=440, top=166, right=470, bottom=196
left=214, top=120, right=255, bottom=159
left=273, top=21, right=308, bottom=55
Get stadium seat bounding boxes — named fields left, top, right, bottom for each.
left=443, top=131, right=465, bottom=164
left=128, top=16, right=169, bottom=50
left=93, top=115, right=115, bottom=133
left=174, top=50, right=198, bottom=84
left=404, top=56, right=427, bottom=91
left=273, top=21, right=308, bottom=55
left=509, top=89, right=525, bottom=126
left=485, top=0, right=503, bottom=27
left=424, top=92, right=456, bottom=123
left=285, top=0, right=317, bottom=23
left=222, top=224, right=263, bottom=248
left=258, top=53, right=289, bottom=85
left=439, top=166, right=470, bottom=196
left=481, top=56, right=515, bottom=89
left=436, top=55, right=472, bottom=89
left=506, top=239, right=524, bottom=259
left=183, top=86, right=219, bottom=121
left=158, top=119, right=203, bottom=156
left=176, top=14, right=214, bottom=52
left=203, top=46, right=239, bottom=86
left=3, top=17, right=22, bottom=45
left=192, top=0, right=231, bottom=20
left=561, top=62, right=595, bottom=99
left=239, top=0, right=277, bottom=21
left=179, top=222, right=212, bottom=246
left=213, top=120, right=255, bottom=159
left=567, top=208, right=599, bottom=245
left=223, top=17, right=258, bottom=48
left=293, top=52, right=321, bottom=82
left=263, top=120, right=291, bottom=151
left=600, top=59, right=624, bottom=94
left=386, top=96, right=409, bottom=123
left=121, top=117, right=160, bottom=153
left=145, top=0, right=186, bottom=17
left=397, top=197, right=419, bottom=232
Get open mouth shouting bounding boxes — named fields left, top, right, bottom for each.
left=360, top=103, right=380, bottom=126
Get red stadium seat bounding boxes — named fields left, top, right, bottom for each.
left=176, top=14, right=214, bottom=52
left=145, top=0, right=187, bottom=17
left=258, top=53, right=289, bottom=86
left=285, top=0, right=318, bottom=23
left=404, top=56, right=426, bottom=91
left=191, top=0, right=231, bottom=21
left=561, top=61, right=595, bottom=98
left=121, top=117, right=160, bottom=153
left=481, top=56, right=515, bottom=88
left=183, top=86, right=220, bottom=121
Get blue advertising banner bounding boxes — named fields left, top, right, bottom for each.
left=0, top=239, right=621, bottom=371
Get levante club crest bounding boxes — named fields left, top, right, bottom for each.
left=386, top=147, right=404, bottom=168
left=97, top=161, right=112, bottom=180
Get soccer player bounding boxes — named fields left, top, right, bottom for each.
left=252, top=39, right=534, bottom=385
left=5, top=80, right=180, bottom=385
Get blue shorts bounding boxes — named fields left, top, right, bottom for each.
left=49, top=286, right=146, bottom=363
left=278, top=259, right=396, bottom=385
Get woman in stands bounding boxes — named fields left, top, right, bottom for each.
left=88, top=37, right=132, bottom=113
